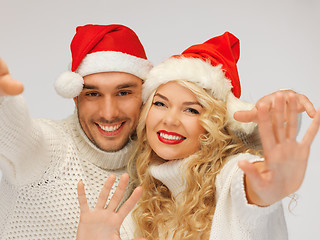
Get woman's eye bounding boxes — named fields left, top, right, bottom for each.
left=152, top=101, right=166, bottom=107
left=186, top=108, right=200, bottom=114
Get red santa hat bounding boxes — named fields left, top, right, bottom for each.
left=55, top=24, right=153, bottom=98
left=143, top=32, right=256, bottom=134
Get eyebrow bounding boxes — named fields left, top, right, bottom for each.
left=154, top=93, right=203, bottom=107
left=83, top=84, right=97, bottom=90
left=116, top=83, right=139, bottom=89
left=154, top=93, right=168, bottom=101
left=83, top=83, right=139, bottom=90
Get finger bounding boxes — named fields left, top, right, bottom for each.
left=273, top=93, right=286, bottom=142
left=286, top=94, right=298, bottom=140
left=95, top=174, right=117, bottom=209
left=297, top=94, right=317, bottom=118
left=117, top=186, right=143, bottom=220
left=0, top=75, right=24, bottom=96
left=0, top=58, right=24, bottom=96
left=302, top=107, right=320, bottom=146
left=233, top=107, right=258, bottom=123
left=0, top=58, right=10, bottom=76
left=238, top=160, right=264, bottom=186
left=256, top=95, right=274, bottom=112
left=107, top=173, right=130, bottom=212
left=256, top=94, right=274, bottom=109
left=257, top=103, right=276, bottom=153
left=77, top=181, right=89, bottom=213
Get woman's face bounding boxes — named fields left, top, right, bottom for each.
left=146, top=81, right=206, bottom=161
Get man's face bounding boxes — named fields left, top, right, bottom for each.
left=74, top=72, right=142, bottom=152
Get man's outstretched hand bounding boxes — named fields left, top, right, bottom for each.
left=0, top=58, right=24, bottom=97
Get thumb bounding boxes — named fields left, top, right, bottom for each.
left=0, top=75, right=24, bottom=96
left=233, top=107, right=258, bottom=123
left=0, top=58, right=10, bottom=76
left=238, top=160, right=263, bottom=185
left=0, top=59, right=24, bottom=96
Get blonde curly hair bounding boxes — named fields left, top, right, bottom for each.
left=128, top=80, right=257, bottom=240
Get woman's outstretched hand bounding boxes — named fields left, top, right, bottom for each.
left=238, top=93, right=320, bottom=206
left=234, top=89, right=317, bottom=122
left=76, top=173, right=145, bottom=240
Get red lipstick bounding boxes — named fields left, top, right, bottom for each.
left=157, top=130, right=186, bottom=145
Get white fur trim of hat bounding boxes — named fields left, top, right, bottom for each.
left=143, top=57, right=256, bottom=134
left=55, top=51, right=153, bottom=99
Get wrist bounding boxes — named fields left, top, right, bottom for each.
left=243, top=161, right=274, bottom=207
left=244, top=174, right=271, bottom=207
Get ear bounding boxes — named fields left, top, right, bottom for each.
left=73, top=96, right=78, bottom=107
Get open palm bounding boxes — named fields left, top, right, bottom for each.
left=239, top=93, right=320, bottom=206
left=76, top=173, right=144, bottom=240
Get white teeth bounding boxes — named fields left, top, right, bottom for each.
left=99, top=123, right=121, bottom=132
left=159, top=132, right=184, bottom=140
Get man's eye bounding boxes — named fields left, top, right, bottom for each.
left=186, top=108, right=200, bottom=114
left=117, top=91, right=130, bottom=96
left=152, top=101, right=166, bottom=107
left=86, top=92, right=100, bottom=97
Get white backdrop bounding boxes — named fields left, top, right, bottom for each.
left=1, top=0, right=320, bottom=239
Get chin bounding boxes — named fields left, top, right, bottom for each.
left=94, top=140, right=126, bottom=152
left=157, top=153, right=184, bottom=161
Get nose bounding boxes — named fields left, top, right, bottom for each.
left=163, top=108, right=180, bottom=126
left=99, top=95, right=120, bottom=121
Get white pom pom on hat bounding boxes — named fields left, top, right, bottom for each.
left=55, top=71, right=84, bottom=98
left=55, top=24, right=153, bottom=98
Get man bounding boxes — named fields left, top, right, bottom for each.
left=0, top=24, right=316, bottom=240
left=0, top=24, right=152, bottom=240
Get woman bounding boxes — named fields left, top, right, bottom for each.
left=76, top=32, right=320, bottom=240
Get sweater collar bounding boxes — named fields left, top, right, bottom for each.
left=67, top=111, right=134, bottom=170
left=149, top=157, right=192, bottom=199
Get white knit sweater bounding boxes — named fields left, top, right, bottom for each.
left=123, top=153, right=288, bottom=240
left=0, top=95, right=134, bottom=240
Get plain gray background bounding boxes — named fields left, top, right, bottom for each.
left=1, top=0, right=320, bottom=239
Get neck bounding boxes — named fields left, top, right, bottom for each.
left=149, top=156, right=193, bottom=199
left=67, top=110, right=133, bottom=170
